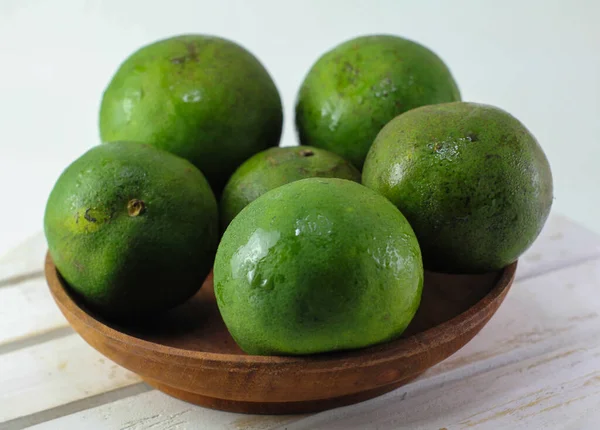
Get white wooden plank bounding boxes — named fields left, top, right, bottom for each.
left=424, top=256, right=600, bottom=379
left=23, top=257, right=600, bottom=430
left=0, top=334, right=142, bottom=423
left=0, top=384, right=151, bottom=430
left=0, top=278, right=68, bottom=349
left=30, top=390, right=304, bottom=430
left=0, top=232, right=46, bottom=283
left=517, top=213, right=600, bottom=280
left=280, top=341, right=600, bottom=430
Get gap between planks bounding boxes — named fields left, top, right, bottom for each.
left=0, top=270, right=44, bottom=289
left=0, top=383, right=151, bottom=430
left=0, top=326, right=73, bottom=356
left=517, top=253, right=600, bottom=283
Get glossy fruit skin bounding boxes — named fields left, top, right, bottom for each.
left=214, top=178, right=423, bottom=356
left=44, top=142, right=219, bottom=318
left=295, top=34, right=460, bottom=170
left=220, top=146, right=361, bottom=228
left=363, top=102, right=553, bottom=274
left=99, top=34, right=283, bottom=195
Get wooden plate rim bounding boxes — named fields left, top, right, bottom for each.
left=45, top=252, right=516, bottom=369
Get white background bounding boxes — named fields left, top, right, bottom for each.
left=0, top=0, right=598, bottom=257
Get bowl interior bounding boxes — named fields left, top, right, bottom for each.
left=61, top=269, right=502, bottom=356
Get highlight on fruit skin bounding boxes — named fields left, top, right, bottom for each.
left=362, top=101, right=553, bottom=274
left=295, top=34, right=461, bottom=170
left=99, top=34, right=284, bottom=196
left=214, top=177, right=424, bottom=356
left=44, top=141, right=219, bottom=319
left=220, top=145, right=361, bottom=228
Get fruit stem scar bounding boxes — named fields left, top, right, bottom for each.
left=84, top=208, right=97, bottom=223
left=299, top=149, right=315, bottom=157
left=467, top=133, right=479, bottom=142
left=185, top=42, right=199, bottom=62
left=128, top=199, right=146, bottom=217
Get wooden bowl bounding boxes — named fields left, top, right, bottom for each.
left=45, top=253, right=516, bottom=414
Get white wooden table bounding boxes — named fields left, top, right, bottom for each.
left=1, top=214, right=600, bottom=430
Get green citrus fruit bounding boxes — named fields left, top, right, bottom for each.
left=214, top=178, right=423, bottom=356
left=296, top=34, right=460, bottom=169
left=220, top=146, right=361, bottom=228
left=44, top=142, right=219, bottom=318
left=99, top=34, right=283, bottom=195
left=363, top=102, right=553, bottom=273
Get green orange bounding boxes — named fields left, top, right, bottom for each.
left=214, top=178, right=423, bottom=356
left=100, top=34, right=283, bottom=194
left=44, top=142, right=219, bottom=318
left=220, top=146, right=361, bottom=227
left=363, top=102, right=553, bottom=273
left=296, top=34, right=460, bottom=169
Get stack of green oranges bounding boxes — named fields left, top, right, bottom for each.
left=45, top=34, right=552, bottom=355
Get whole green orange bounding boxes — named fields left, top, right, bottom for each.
left=296, top=34, right=460, bottom=169
left=220, top=146, right=361, bottom=227
left=100, top=34, right=283, bottom=194
left=363, top=102, right=553, bottom=273
left=214, top=178, right=423, bottom=356
left=44, top=142, right=219, bottom=318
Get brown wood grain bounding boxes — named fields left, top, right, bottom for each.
left=45, top=253, right=516, bottom=414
